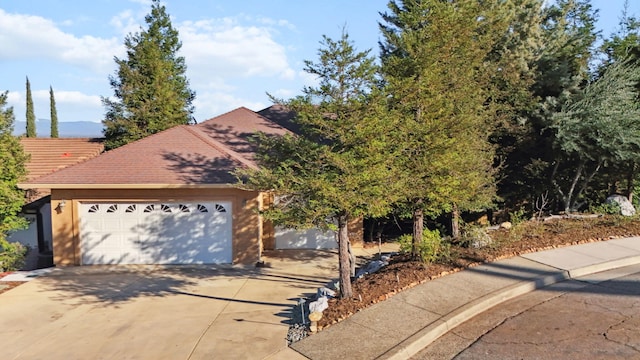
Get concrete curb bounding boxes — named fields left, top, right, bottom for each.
left=378, top=255, right=640, bottom=360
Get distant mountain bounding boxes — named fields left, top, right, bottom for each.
left=13, top=119, right=103, bottom=138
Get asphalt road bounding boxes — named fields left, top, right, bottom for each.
left=414, top=265, right=640, bottom=360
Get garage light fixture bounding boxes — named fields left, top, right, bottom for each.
left=57, top=199, right=67, bottom=212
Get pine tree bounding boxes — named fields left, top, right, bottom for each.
left=49, top=86, right=59, bottom=138
left=240, top=31, right=396, bottom=299
left=379, top=0, right=498, bottom=252
left=102, top=0, right=195, bottom=150
left=25, top=77, right=35, bottom=138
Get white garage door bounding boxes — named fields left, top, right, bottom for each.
left=80, top=202, right=232, bottom=265
left=274, top=226, right=337, bottom=249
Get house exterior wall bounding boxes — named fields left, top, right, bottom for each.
left=50, top=188, right=262, bottom=266
left=259, top=193, right=364, bottom=250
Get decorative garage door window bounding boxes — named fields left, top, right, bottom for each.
left=85, top=203, right=226, bottom=214
left=80, top=202, right=232, bottom=265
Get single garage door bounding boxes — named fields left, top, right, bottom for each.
left=80, top=202, right=232, bottom=265
left=274, top=226, right=337, bottom=249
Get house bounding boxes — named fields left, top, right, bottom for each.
left=9, top=138, right=104, bottom=269
left=19, top=107, right=362, bottom=266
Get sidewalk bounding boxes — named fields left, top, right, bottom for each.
left=288, top=237, right=640, bottom=360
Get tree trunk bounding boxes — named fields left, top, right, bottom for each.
left=451, top=203, right=460, bottom=239
left=412, top=202, right=424, bottom=260
left=337, top=213, right=353, bottom=299
left=627, top=163, right=636, bottom=202
left=564, top=161, right=585, bottom=213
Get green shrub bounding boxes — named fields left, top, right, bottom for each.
left=589, top=202, right=622, bottom=215
left=509, top=208, right=528, bottom=226
left=398, top=229, right=449, bottom=263
left=0, top=237, right=27, bottom=272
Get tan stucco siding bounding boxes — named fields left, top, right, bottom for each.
left=50, top=188, right=262, bottom=266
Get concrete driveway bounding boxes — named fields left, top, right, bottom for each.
left=0, top=250, right=339, bottom=360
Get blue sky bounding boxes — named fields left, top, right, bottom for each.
left=1, top=0, right=638, bottom=125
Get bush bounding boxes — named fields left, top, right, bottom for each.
left=0, top=237, right=27, bottom=272
left=590, top=202, right=622, bottom=215
left=398, top=228, right=449, bottom=263
left=509, top=208, right=528, bottom=226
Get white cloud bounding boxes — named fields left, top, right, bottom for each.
left=178, top=17, right=295, bottom=79
left=0, top=9, right=123, bottom=73
left=33, top=90, right=101, bottom=107
left=110, top=10, right=140, bottom=37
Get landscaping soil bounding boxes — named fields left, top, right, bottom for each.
left=0, top=281, right=25, bottom=295
left=317, top=216, right=640, bottom=330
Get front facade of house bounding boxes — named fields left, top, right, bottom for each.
left=21, top=107, right=362, bottom=267
left=49, top=187, right=262, bottom=265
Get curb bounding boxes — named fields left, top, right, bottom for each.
left=378, top=255, right=640, bottom=360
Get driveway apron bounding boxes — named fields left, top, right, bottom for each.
left=0, top=250, right=338, bottom=360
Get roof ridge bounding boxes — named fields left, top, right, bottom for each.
left=182, top=125, right=258, bottom=170
left=199, top=106, right=253, bottom=123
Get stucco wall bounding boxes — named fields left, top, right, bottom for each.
left=50, top=188, right=262, bottom=266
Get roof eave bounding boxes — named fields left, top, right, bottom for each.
left=18, top=183, right=244, bottom=190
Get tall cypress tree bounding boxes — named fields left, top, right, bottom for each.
left=25, top=77, right=35, bottom=138
left=102, top=0, right=195, bottom=150
left=49, top=86, right=59, bottom=138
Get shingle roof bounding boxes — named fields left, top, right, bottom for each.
left=20, top=138, right=104, bottom=180
left=20, top=107, right=291, bottom=188
left=197, top=106, right=292, bottom=161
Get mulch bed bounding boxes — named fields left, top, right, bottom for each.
left=317, top=216, right=640, bottom=330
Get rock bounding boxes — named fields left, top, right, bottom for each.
left=499, top=221, right=512, bottom=230
left=355, top=259, right=388, bottom=278
left=286, top=323, right=308, bottom=344
left=463, top=226, right=493, bottom=249
left=605, top=195, right=636, bottom=216
left=309, top=296, right=328, bottom=313
left=317, top=287, right=336, bottom=298
left=308, top=311, right=323, bottom=322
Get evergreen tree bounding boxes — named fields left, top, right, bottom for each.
left=0, top=90, right=29, bottom=270
left=240, top=31, right=396, bottom=299
left=49, top=86, right=59, bottom=138
left=498, top=0, right=600, bottom=212
left=597, top=2, right=640, bottom=200
left=25, top=77, right=35, bottom=138
left=102, top=0, right=195, bottom=150
left=551, top=60, right=640, bottom=212
left=600, top=0, right=640, bottom=65
left=379, top=0, right=497, bottom=251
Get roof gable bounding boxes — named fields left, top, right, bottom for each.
left=197, top=107, right=292, bottom=161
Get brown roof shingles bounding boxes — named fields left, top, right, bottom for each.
left=21, top=107, right=292, bottom=188
left=20, top=138, right=105, bottom=181
left=197, top=107, right=292, bottom=161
